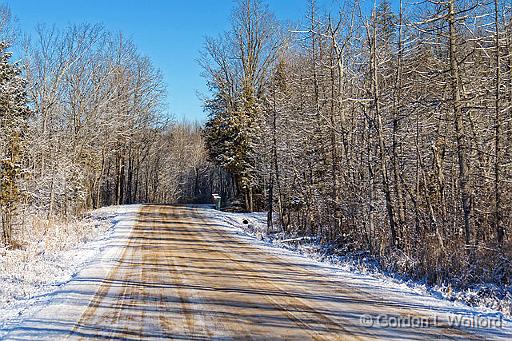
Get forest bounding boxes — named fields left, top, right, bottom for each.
left=201, top=0, right=512, bottom=289
left=0, top=7, right=212, bottom=247
left=0, top=0, right=511, bottom=294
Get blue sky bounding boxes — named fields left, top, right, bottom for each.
left=4, top=0, right=342, bottom=122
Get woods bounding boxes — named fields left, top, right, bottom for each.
left=202, top=0, right=512, bottom=288
left=0, top=0, right=510, bottom=293
left=2, top=1, right=512, bottom=337
left=0, top=12, right=211, bottom=246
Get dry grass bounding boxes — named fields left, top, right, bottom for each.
left=0, top=212, right=112, bottom=321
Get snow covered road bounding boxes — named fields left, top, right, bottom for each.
left=2, top=205, right=511, bottom=340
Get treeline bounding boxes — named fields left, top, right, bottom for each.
left=202, top=0, right=512, bottom=286
left=0, top=9, right=211, bottom=246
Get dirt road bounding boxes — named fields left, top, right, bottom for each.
left=4, top=205, right=510, bottom=340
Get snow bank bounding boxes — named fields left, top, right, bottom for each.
left=0, top=205, right=140, bottom=335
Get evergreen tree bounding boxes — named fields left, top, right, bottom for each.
left=201, top=0, right=279, bottom=211
left=0, top=41, right=31, bottom=246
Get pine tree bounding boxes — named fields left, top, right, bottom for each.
left=201, top=0, right=279, bottom=211
left=0, top=41, right=31, bottom=246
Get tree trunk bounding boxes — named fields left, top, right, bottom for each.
left=448, top=0, right=472, bottom=246
left=369, top=8, right=397, bottom=248
left=494, top=0, right=504, bottom=245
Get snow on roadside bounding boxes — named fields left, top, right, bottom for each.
left=0, top=205, right=140, bottom=333
left=199, top=206, right=512, bottom=329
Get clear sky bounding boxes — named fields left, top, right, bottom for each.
left=3, top=0, right=341, bottom=122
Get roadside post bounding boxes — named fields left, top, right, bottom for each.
left=212, top=194, right=221, bottom=210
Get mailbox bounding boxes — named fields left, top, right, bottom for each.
left=212, top=194, right=221, bottom=210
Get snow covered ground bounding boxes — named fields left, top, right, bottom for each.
left=1, top=204, right=510, bottom=339
left=199, top=206, right=512, bottom=334
left=0, top=205, right=140, bottom=337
